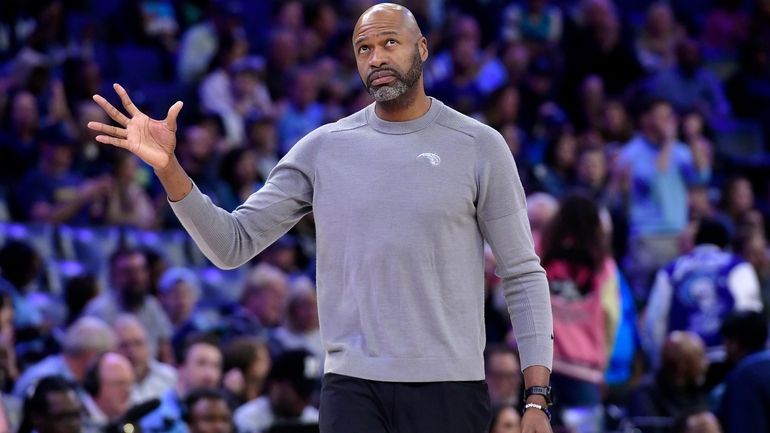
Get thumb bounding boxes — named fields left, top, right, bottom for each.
left=165, top=101, right=184, bottom=131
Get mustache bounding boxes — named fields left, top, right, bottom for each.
left=367, top=68, right=401, bottom=86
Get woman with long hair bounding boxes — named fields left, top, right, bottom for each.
left=539, top=192, right=625, bottom=431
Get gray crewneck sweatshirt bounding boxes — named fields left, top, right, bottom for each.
left=170, top=98, right=553, bottom=382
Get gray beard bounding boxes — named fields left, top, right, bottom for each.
left=370, top=80, right=410, bottom=101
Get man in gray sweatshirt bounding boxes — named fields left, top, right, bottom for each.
left=88, top=3, right=554, bottom=432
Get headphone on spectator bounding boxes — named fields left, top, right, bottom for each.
left=83, top=353, right=106, bottom=397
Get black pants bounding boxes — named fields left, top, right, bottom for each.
left=319, top=373, right=492, bottom=433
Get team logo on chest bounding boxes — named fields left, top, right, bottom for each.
left=417, top=152, right=441, bottom=166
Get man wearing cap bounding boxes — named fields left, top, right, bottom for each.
left=88, top=3, right=553, bottom=432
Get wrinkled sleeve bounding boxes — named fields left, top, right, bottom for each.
left=476, top=127, right=553, bottom=371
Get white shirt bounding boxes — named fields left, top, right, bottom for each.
left=131, top=360, right=178, bottom=405
left=234, top=396, right=318, bottom=433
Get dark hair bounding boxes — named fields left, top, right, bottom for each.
left=694, top=218, right=730, bottom=249
left=721, top=311, right=768, bottom=353
left=268, top=349, right=317, bottom=399
left=63, top=274, right=99, bottom=325
left=223, top=336, right=268, bottom=376
left=0, top=240, right=42, bottom=289
left=19, top=376, right=80, bottom=433
left=488, top=404, right=518, bottom=433
left=540, top=193, right=607, bottom=275
left=177, top=333, right=222, bottom=366
left=109, top=248, right=146, bottom=271
left=83, top=353, right=106, bottom=396
left=183, top=387, right=234, bottom=423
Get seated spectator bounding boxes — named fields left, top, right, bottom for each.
left=271, top=279, right=322, bottom=365
left=428, top=15, right=506, bottom=113
left=222, top=336, right=271, bottom=406
left=0, top=240, right=44, bottom=330
left=12, top=128, right=111, bottom=225
left=240, top=263, right=290, bottom=330
left=244, top=113, right=280, bottom=181
left=643, top=219, right=763, bottom=365
left=141, top=335, right=223, bottom=433
left=218, top=147, right=264, bottom=212
left=645, top=38, right=731, bottom=122
left=635, top=2, right=684, bottom=73
left=484, top=344, right=522, bottom=407
left=157, top=267, right=202, bottom=330
left=113, top=314, right=177, bottom=404
left=104, top=151, right=157, bottom=229
left=629, top=331, right=710, bottom=432
left=500, top=0, right=563, bottom=46
left=617, top=98, right=711, bottom=302
left=717, top=311, right=770, bottom=433
left=63, top=274, right=101, bottom=326
left=276, top=67, right=325, bottom=155
left=18, top=376, right=84, bottom=433
left=81, top=352, right=136, bottom=432
left=0, top=91, right=41, bottom=183
left=530, top=129, right=578, bottom=198
left=13, top=316, right=115, bottom=397
left=575, top=147, right=609, bottom=202
left=234, top=349, right=320, bottom=433
left=489, top=404, right=522, bottom=433
left=184, top=388, right=235, bottom=433
left=84, top=248, right=174, bottom=363
left=719, top=176, right=756, bottom=234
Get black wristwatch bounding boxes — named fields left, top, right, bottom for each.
left=524, top=386, right=554, bottom=406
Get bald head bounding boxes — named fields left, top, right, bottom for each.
left=353, top=3, right=422, bottom=42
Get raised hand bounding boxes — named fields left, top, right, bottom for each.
left=87, top=83, right=183, bottom=170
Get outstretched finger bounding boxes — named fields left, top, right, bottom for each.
left=87, top=121, right=128, bottom=139
left=95, top=134, right=129, bottom=150
left=113, top=83, right=141, bottom=117
left=92, top=94, right=129, bottom=127
left=165, top=101, right=184, bottom=131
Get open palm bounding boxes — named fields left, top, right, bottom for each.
left=88, top=83, right=183, bottom=170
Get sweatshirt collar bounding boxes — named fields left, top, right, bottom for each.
left=365, top=97, right=443, bottom=135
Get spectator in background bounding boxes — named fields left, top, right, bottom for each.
left=240, top=263, right=289, bottom=331
left=629, top=331, right=710, bottom=433
left=484, top=345, right=522, bottom=407
left=271, top=279, right=323, bottom=368
left=717, top=311, right=770, bottom=433
left=84, top=249, right=174, bottom=363
left=599, top=99, right=634, bottom=145
left=617, top=98, right=711, bottom=302
left=222, top=336, right=271, bottom=407
left=63, top=273, right=100, bottom=326
left=500, top=0, right=563, bottom=47
left=73, top=100, right=115, bottom=178
left=13, top=316, right=115, bottom=397
left=264, top=28, right=301, bottom=101
left=646, top=38, right=732, bottom=122
left=0, top=91, right=41, bottom=182
left=720, top=176, right=756, bottom=234
left=563, top=0, right=644, bottom=96
left=700, top=0, right=750, bottom=61
left=539, top=193, right=621, bottom=432
left=234, top=349, right=320, bottom=433
left=18, top=376, right=84, bottom=433
left=175, top=124, right=229, bottom=209
left=526, top=192, right=559, bottom=255
left=157, top=267, right=202, bottom=331
left=12, top=129, right=111, bottom=225
left=734, top=231, right=770, bottom=316
left=428, top=15, right=506, bottom=113
left=0, top=240, right=44, bottom=330
left=635, top=2, right=684, bottom=74
left=277, top=67, right=324, bottom=155
left=141, top=335, right=223, bottom=433
left=531, top=129, right=578, bottom=198
left=81, top=352, right=136, bottom=432
left=113, top=314, right=177, bottom=405
left=244, top=113, right=280, bottom=181
left=218, top=147, right=264, bottom=212
left=104, top=151, right=156, bottom=229
left=184, top=388, right=234, bottom=433
left=489, top=404, right=522, bottom=433
left=177, top=0, right=244, bottom=84
left=643, top=218, right=762, bottom=366
left=575, top=147, right=609, bottom=202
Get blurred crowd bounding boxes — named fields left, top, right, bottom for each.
left=1, top=0, right=770, bottom=432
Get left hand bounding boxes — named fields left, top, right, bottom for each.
left=521, top=406, right=553, bottom=433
